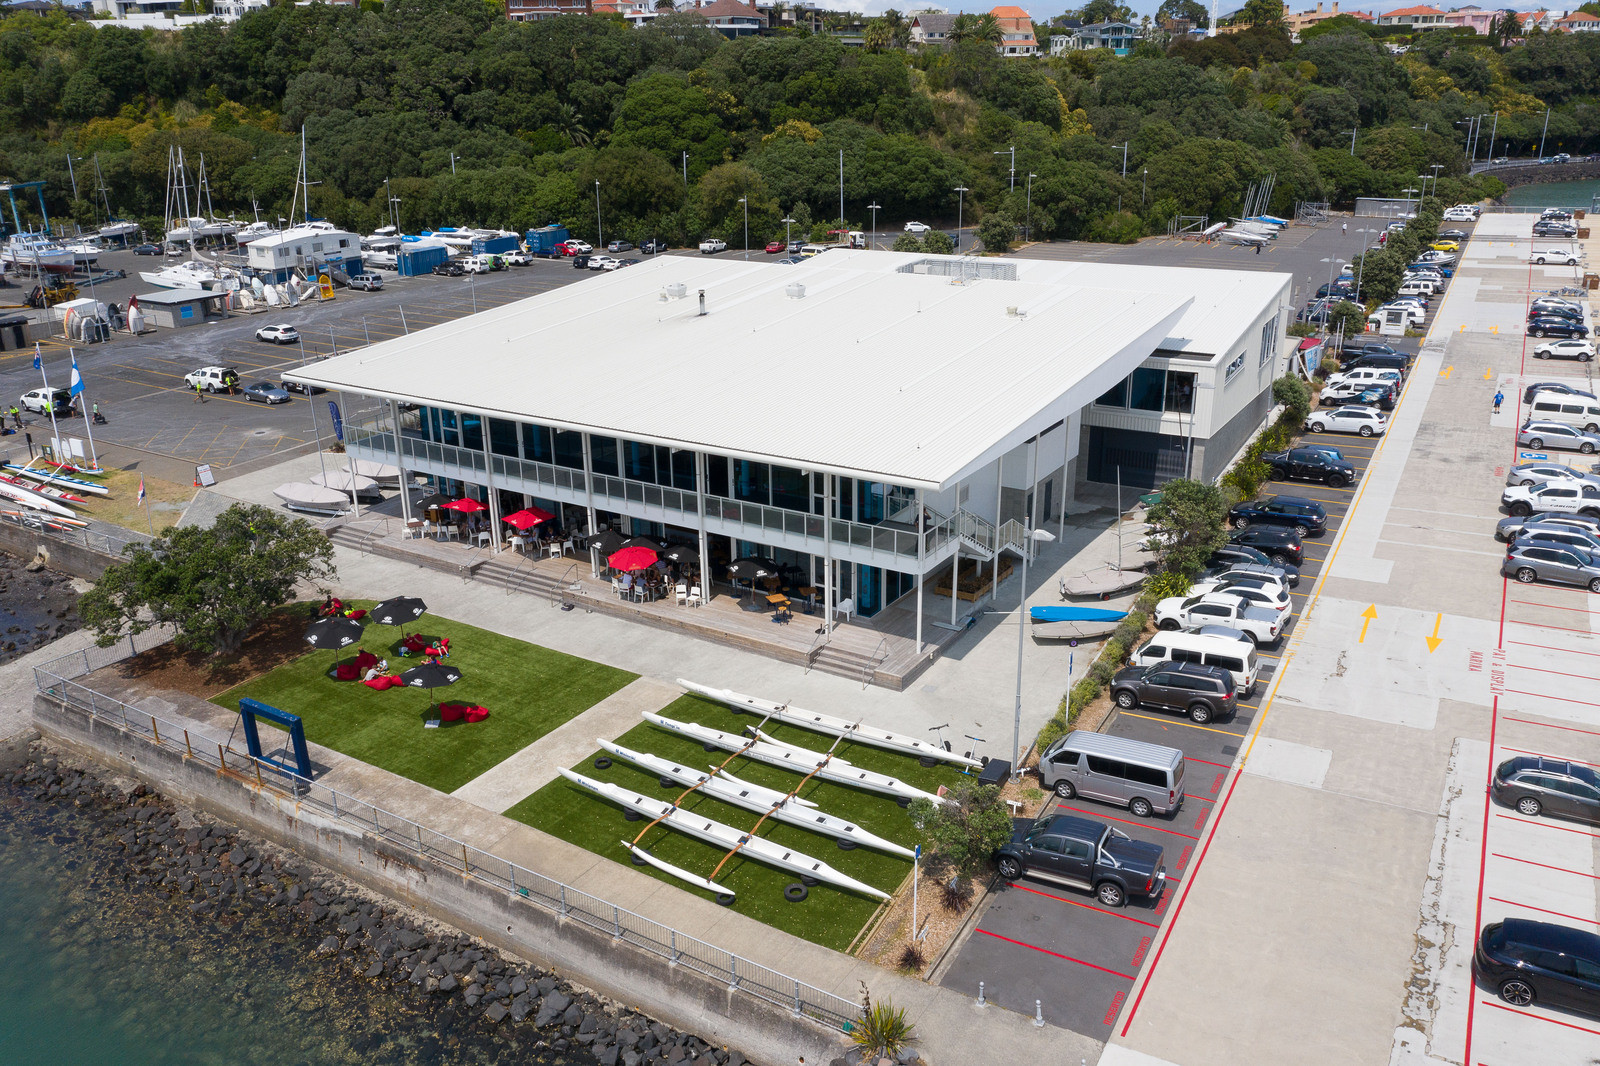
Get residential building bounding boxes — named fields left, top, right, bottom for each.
left=990, top=5, right=1038, bottom=54
left=1520, top=9, right=1556, bottom=31
left=592, top=0, right=659, bottom=24
left=1440, top=4, right=1493, bottom=33
left=1284, top=1, right=1360, bottom=35
left=290, top=251, right=1290, bottom=640
left=754, top=1, right=825, bottom=31
left=507, top=0, right=590, bottom=21
left=686, top=0, right=763, bottom=35
left=1555, top=10, right=1600, bottom=31
left=1375, top=4, right=1446, bottom=27
left=908, top=11, right=955, bottom=46
left=1068, top=20, right=1143, bottom=54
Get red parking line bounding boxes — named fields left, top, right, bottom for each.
left=1510, top=597, right=1597, bottom=611
left=1052, top=806, right=1199, bottom=840
left=1480, top=999, right=1600, bottom=1037
left=1491, top=852, right=1600, bottom=880
left=1503, top=716, right=1600, bottom=737
left=1010, top=882, right=1161, bottom=927
left=974, top=928, right=1136, bottom=980
left=1503, top=687, right=1600, bottom=709
left=1508, top=662, right=1600, bottom=682
left=1498, top=746, right=1600, bottom=769
left=1183, top=755, right=1233, bottom=769
left=1504, top=618, right=1592, bottom=635
left=1487, top=895, right=1600, bottom=926
left=1509, top=638, right=1600, bottom=658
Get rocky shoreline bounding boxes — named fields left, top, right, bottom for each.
left=1, top=744, right=757, bottom=1066
left=0, top=553, right=81, bottom=666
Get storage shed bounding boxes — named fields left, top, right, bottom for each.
left=134, top=288, right=229, bottom=329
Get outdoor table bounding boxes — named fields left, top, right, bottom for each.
left=405, top=519, right=424, bottom=540
left=796, top=586, right=817, bottom=607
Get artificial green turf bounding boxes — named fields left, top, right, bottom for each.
left=502, top=693, right=970, bottom=952
left=212, top=602, right=638, bottom=794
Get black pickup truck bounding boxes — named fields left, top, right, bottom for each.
left=995, top=813, right=1165, bottom=907
left=1263, top=446, right=1356, bottom=487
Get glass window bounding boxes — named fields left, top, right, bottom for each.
left=707, top=454, right=729, bottom=498
left=1085, top=755, right=1124, bottom=778
left=1165, top=371, right=1196, bottom=414
left=1126, top=764, right=1168, bottom=788
left=488, top=418, right=519, bottom=458
left=1225, top=351, right=1247, bottom=382
left=1031, top=836, right=1065, bottom=855
left=1063, top=839, right=1093, bottom=860
left=771, top=466, right=808, bottom=512
left=1096, top=378, right=1128, bottom=408
left=459, top=413, right=484, bottom=451
left=735, top=460, right=770, bottom=505
left=1129, top=367, right=1166, bottom=411
left=553, top=429, right=584, bottom=469
left=1259, top=313, right=1279, bottom=366
left=836, top=477, right=854, bottom=521
left=522, top=423, right=551, bottom=462
left=440, top=409, right=459, bottom=447
left=624, top=440, right=655, bottom=482
left=590, top=435, right=619, bottom=477
left=857, top=481, right=886, bottom=523
left=671, top=449, right=696, bottom=492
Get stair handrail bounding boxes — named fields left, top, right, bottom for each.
left=861, top=636, right=889, bottom=688
left=952, top=508, right=997, bottom=553
left=503, top=551, right=537, bottom=597
left=359, top=517, right=392, bottom=555
left=804, top=627, right=830, bottom=672
left=555, top=561, right=584, bottom=609
left=996, top=518, right=1030, bottom=558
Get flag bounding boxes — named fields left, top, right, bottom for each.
left=68, top=352, right=84, bottom=398
left=137, top=477, right=145, bottom=506
left=32, top=349, right=41, bottom=371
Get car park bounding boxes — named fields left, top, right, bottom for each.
left=994, top=813, right=1166, bottom=907
left=1533, top=339, right=1595, bottom=361
left=1492, top=756, right=1600, bottom=824
left=1109, top=660, right=1237, bottom=723
left=1226, top=527, right=1304, bottom=567
left=1502, top=542, right=1600, bottom=591
left=348, top=273, right=383, bottom=291
left=132, top=243, right=162, bottom=255
left=1229, top=495, right=1328, bottom=536
left=18, top=387, right=71, bottom=415
left=1035, top=731, right=1186, bottom=814
left=1530, top=249, right=1580, bottom=266
left=1528, top=315, right=1589, bottom=339
left=183, top=366, right=239, bottom=393
left=255, top=323, right=299, bottom=344
left=1263, top=445, right=1356, bottom=485
left=241, top=382, right=290, bottom=405
left=698, top=238, right=727, bottom=254
left=1502, top=476, right=1600, bottom=515
left=1475, top=919, right=1600, bottom=1016
left=1505, top=461, right=1584, bottom=487
left=1154, top=592, right=1283, bottom=645
left=606, top=240, right=633, bottom=253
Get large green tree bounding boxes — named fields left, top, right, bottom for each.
left=1144, top=478, right=1231, bottom=576
left=908, top=782, right=1014, bottom=887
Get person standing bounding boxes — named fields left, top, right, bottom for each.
left=7, top=404, right=19, bottom=429
left=1494, top=390, right=1504, bottom=414
left=194, top=380, right=204, bottom=404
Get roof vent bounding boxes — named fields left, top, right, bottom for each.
left=786, top=283, right=806, bottom=299
left=698, top=289, right=707, bottom=317
left=665, top=282, right=687, bottom=299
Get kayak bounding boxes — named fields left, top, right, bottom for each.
left=1030, top=606, right=1129, bottom=623
left=2, top=462, right=111, bottom=496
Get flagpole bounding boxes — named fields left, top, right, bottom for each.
left=70, top=348, right=99, bottom=471
left=33, top=344, right=62, bottom=464
left=139, top=477, right=153, bottom=535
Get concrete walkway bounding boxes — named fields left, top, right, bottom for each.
left=450, top=675, right=683, bottom=812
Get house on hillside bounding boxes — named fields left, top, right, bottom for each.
left=909, top=12, right=955, bottom=47
left=1067, top=20, right=1142, bottom=55
left=1440, top=4, right=1492, bottom=33
left=1555, top=10, right=1600, bottom=32
left=592, top=0, right=658, bottom=25
left=506, top=0, right=590, bottom=20
left=1284, top=2, right=1372, bottom=35
left=990, top=5, right=1038, bottom=54
left=691, top=0, right=764, bottom=36
left=1375, top=4, right=1446, bottom=27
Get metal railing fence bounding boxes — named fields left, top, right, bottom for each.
left=1, top=508, right=150, bottom=557
left=30, top=647, right=860, bottom=1032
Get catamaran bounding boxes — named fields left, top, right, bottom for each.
left=677, top=679, right=983, bottom=769
left=557, top=768, right=892, bottom=901
left=642, top=712, right=944, bottom=806
left=597, top=739, right=915, bottom=858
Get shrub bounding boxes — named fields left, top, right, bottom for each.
left=938, top=874, right=974, bottom=911
left=1318, top=354, right=1342, bottom=378
left=1272, top=375, right=1311, bottom=424
left=892, top=232, right=923, bottom=252
left=896, top=943, right=927, bottom=974
left=907, top=781, right=1014, bottom=881
left=923, top=230, right=954, bottom=255
left=850, top=984, right=916, bottom=1059
left=1145, top=570, right=1193, bottom=601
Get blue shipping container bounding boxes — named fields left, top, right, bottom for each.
left=397, top=245, right=449, bottom=277
left=525, top=225, right=569, bottom=255
left=471, top=234, right=520, bottom=255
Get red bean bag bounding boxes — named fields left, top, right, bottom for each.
left=347, top=609, right=367, bottom=621
left=362, top=676, right=390, bottom=690
left=439, top=703, right=466, bottom=723
left=402, top=635, right=429, bottom=653
left=333, top=663, right=360, bottom=681
left=354, top=650, right=379, bottom=671
left=463, top=705, right=489, bottom=723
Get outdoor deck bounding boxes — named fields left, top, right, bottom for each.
left=323, top=515, right=975, bottom=690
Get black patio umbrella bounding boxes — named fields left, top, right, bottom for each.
left=621, top=535, right=664, bottom=551
left=660, top=544, right=700, bottom=566
left=304, top=614, right=365, bottom=667
left=727, top=557, right=778, bottom=599
left=415, top=491, right=450, bottom=511
left=369, top=596, right=428, bottom=633
left=588, top=529, right=627, bottom=557
left=400, top=661, right=463, bottom=716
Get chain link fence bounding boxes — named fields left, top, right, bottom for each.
left=30, top=647, right=861, bottom=1032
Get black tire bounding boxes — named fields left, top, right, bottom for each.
left=1498, top=979, right=1535, bottom=1007
left=593, top=756, right=612, bottom=770
left=1330, top=474, right=1350, bottom=488
left=1234, top=516, right=1250, bottom=529
left=1591, top=577, right=1600, bottom=594
left=1534, top=329, right=1546, bottom=337
left=1517, top=795, right=1543, bottom=816
left=206, top=383, right=217, bottom=393
left=1516, top=567, right=1537, bottom=583
left=1188, top=703, right=1213, bottom=724
left=1511, top=502, right=1532, bottom=517
left=715, top=893, right=735, bottom=907
left=1096, top=881, right=1127, bottom=908
left=702, top=743, right=719, bottom=753
left=1585, top=353, right=1595, bottom=362
left=1295, top=524, right=1310, bottom=537
left=1270, top=467, right=1288, bottom=481
left=896, top=797, right=912, bottom=809
left=1584, top=443, right=1596, bottom=455
left=1271, top=553, right=1290, bottom=566
left=1359, top=426, right=1374, bottom=437
left=1054, top=780, right=1076, bottom=799
left=1527, top=438, right=1544, bottom=449
left=919, top=755, right=940, bottom=768
left=1588, top=424, right=1600, bottom=434
left=631, top=851, right=648, bottom=866
left=1159, top=618, right=1180, bottom=631
left=784, top=883, right=808, bottom=903
left=1129, top=797, right=1154, bottom=818
left=836, top=838, right=857, bottom=850
left=997, top=857, right=1022, bottom=881
left=1115, top=690, right=1138, bottom=709
left=1310, top=421, right=1326, bottom=432
left=659, top=776, right=676, bottom=789
left=1536, top=350, right=1549, bottom=359
left=623, top=809, right=643, bottom=821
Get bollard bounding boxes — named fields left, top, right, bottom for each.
left=1033, top=1000, right=1044, bottom=1028
left=977, top=981, right=986, bottom=1007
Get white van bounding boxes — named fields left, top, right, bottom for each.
left=1131, top=631, right=1259, bottom=696
left=1037, top=731, right=1185, bottom=816
left=1396, top=278, right=1436, bottom=299
left=1528, top=390, right=1600, bottom=433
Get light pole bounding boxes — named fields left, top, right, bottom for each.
left=867, top=200, right=881, bottom=250
left=1429, top=163, right=1443, bottom=200
left=1142, top=167, right=1148, bottom=205
left=1320, top=256, right=1346, bottom=335
left=1486, top=112, right=1500, bottom=162
left=1114, top=141, right=1129, bottom=211
left=1403, top=186, right=1419, bottom=215
left=992, top=145, right=1017, bottom=191
left=1538, top=107, right=1552, bottom=159
left=1456, top=117, right=1474, bottom=162
left=1345, top=127, right=1358, bottom=156
left=594, top=180, right=602, bottom=248
left=1012, top=523, right=1056, bottom=776
left=1024, top=173, right=1036, bottom=241
left=782, top=214, right=795, bottom=250
left=954, top=185, right=968, bottom=250
left=739, top=196, right=748, bottom=259
left=1353, top=228, right=1374, bottom=302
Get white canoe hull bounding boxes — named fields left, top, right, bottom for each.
left=0, top=479, right=78, bottom=519
left=599, top=739, right=914, bottom=859
left=678, top=678, right=982, bottom=769
left=4, top=463, right=110, bottom=496
left=642, top=712, right=944, bottom=806
left=558, top=769, right=890, bottom=901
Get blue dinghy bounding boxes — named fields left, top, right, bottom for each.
left=1030, top=606, right=1128, bottom=624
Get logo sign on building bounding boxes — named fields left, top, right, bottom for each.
left=327, top=401, right=344, bottom=442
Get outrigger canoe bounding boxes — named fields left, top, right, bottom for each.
left=676, top=679, right=982, bottom=769
left=2, top=462, right=110, bottom=496
left=0, top=479, right=80, bottom=519
left=598, top=739, right=915, bottom=859
left=557, top=768, right=891, bottom=901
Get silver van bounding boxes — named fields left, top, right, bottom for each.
left=1132, top=631, right=1259, bottom=696
left=1528, top=391, right=1600, bottom=434
left=1037, top=731, right=1185, bottom=816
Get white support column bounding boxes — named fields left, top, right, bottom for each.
left=581, top=433, right=597, bottom=542
left=481, top=424, right=502, bottom=551
left=915, top=487, right=924, bottom=654
left=1027, top=436, right=1039, bottom=562
left=993, top=452, right=1005, bottom=589
left=950, top=478, right=961, bottom=627
left=695, top=451, right=711, bottom=604
left=393, top=400, right=413, bottom=529
left=824, top=472, right=835, bottom=633
left=1059, top=413, right=1070, bottom=542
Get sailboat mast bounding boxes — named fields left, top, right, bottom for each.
left=94, top=155, right=113, bottom=223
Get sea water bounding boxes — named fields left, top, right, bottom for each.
left=1499, top=178, right=1600, bottom=210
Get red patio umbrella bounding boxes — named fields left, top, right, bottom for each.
left=502, top=508, right=551, bottom=531
left=606, top=546, right=659, bottom=572
left=442, top=498, right=488, bottom=513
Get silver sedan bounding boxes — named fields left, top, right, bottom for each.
left=1518, top=421, right=1600, bottom=454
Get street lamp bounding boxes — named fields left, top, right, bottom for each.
left=1345, top=127, right=1358, bottom=156
left=993, top=145, right=1015, bottom=192
left=867, top=201, right=881, bottom=250
left=1012, top=523, right=1056, bottom=776
left=594, top=180, right=602, bottom=249
left=739, top=196, right=748, bottom=259
left=1456, top=117, right=1475, bottom=162
left=1429, top=163, right=1444, bottom=200
left=1024, top=173, right=1036, bottom=241
left=1113, top=141, right=1129, bottom=211
left=781, top=214, right=795, bottom=250
left=954, top=185, right=968, bottom=250
left=1142, top=167, right=1148, bottom=205
left=1320, top=256, right=1347, bottom=334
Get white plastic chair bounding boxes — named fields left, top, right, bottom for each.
left=561, top=537, right=575, bottom=556
left=611, top=577, right=622, bottom=595
left=545, top=542, right=563, bottom=559
left=675, top=583, right=688, bottom=605
left=687, top=585, right=702, bottom=607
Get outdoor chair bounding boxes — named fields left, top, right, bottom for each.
left=675, top=583, right=688, bottom=605
left=687, top=585, right=702, bottom=607
left=475, top=530, right=491, bottom=548
left=545, top=542, right=563, bottom=559
left=560, top=537, right=575, bottom=556
left=611, top=577, right=622, bottom=596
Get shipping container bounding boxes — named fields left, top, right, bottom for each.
left=397, top=245, right=450, bottom=277
left=526, top=224, right=570, bottom=256
left=471, top=234, right=521, bottom=255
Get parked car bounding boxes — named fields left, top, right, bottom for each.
left=559, top=240, right=592, bottom=255
left=1154, top=592, right=1282, bottom=645
left=1227, top=527, right=1305, bottom=567
left=1109, top=660, right=1238, bottom=723
left=765, top=241, right=785, bottom=254
left=572, top=254, right=591, bottom=269
left=1524, top=381, right=1596, bottom=404
left=1514, top=522, right=1600, bottom=554
left=617, top=258, right=640, bottom=268
left=502, top=250, right=531, bottom=265
left=1534, top=339, right=1595, bottom=361
left=1528, top=304, right=1585, bottom=324
left=1493, top=756, right=1600, bottom=823
left=1200, top=562, right=1296, bottom=594
left=255, top=323, right=299, bottom=344
left=698, top=238, right=727, bottom=254
left=348, top=273, right=383, bottom=292
left=1228, top=495, right=1328, bottom=536
left=1338, top=341, right=1401, bottom=364
left=1533, top=221, right=1578, bottom=238
left=1475, top=918, right=1600, bottom=1016
left=280, top=377, right=324, bottom=396
left=432, top=261, right=464, bottom=277
left=994, top=813, right=1166, bottom=908
left=1506, top=462, right=1585, bottom=487
left=1528, top=315, right=1589, bottom=339
left=903, top=221, right=931, bottom=233
left=242, top=381, right=290, bottom=405
left=1319, top=380, right=1377, bottom=406
left=640, top=239, right=668, bottom=254
left=1439, top=229, right=1469, bottom=240
left=18, top=387, right=71, bottom=415
left=587, top=255, right=620, bottom=271
left=1263, top=446, right=1357, bottom=486
left=606, top=240, right=633, bottom=253
left=1313, top=403, right=1390, bottom=437
left=1531, top=249, right=1580, bottom=266
left=776, top=257, right=802, bottom=265
left=183, top=366, right=239, bottom=393
left=1530, top=297, right=1582, bottom=315
left=1496, top=512, right=1600, bottom=541
left=1431, top=240, right=1459, bottom=253
left=1503, top=542, right=1600, bottom=591
left=1517, top=420, right=1600, bottom=454
left=1188, top=577, right=1291, bottom=614
left=132, top=243, right=162, bottom=255
left=1502, top=477, right=1600, bottom=516
left=1202, top=551, right=1300, bottom=587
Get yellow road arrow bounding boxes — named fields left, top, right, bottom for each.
left=1425, top=613, right=1443, bottom=654
left=1359, top=604, right=1377, bottom=643
left=1484, top=367, right=1494, bottom=380
left=1441, top=365, right=1453, bottom=378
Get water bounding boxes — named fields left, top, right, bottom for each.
left=1499, top=178, right=1600, bottom=209
left=0, top=775, right=582, bottom=1066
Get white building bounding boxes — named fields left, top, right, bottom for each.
left=246, top=223, right=360, bottom=283
left=288, top=251, right=1290, bottom=631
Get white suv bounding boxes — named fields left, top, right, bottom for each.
left=1305, top=406, right=1387, bottom=437
left=183, top=366, right=239, bottom=393
left=1502, top=478, right=1600, bottom=517
left=1534, top=339, right=1595, bottom=361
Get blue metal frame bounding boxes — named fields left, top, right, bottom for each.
left=237, top=697, right=313, bottom=780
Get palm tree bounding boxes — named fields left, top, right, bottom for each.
left=556, top=103, right=591, bottom=148
left=946, top=12, right=977, bottom=43
left=973, top=12, right=1003, bottom=44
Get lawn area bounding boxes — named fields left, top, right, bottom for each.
left=212, top=602, right=637, bottom=794
left=502, top=693, right=970, bottom=952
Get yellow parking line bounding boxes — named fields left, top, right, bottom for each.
left=1115, top=711, right=1248, bottom=737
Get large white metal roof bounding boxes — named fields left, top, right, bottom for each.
left=287, top=251, right=1282, bottom=489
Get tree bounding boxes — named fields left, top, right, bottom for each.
left=1144, top=478, right=1230, bottom=576
left=922, top=230, right=955, bottom=254
left=976, top=210, right=1016, bottom=252
left=1272, top=374, right=1312, bottom=423
left=79, top=504, right=336, bottom=656
left=1155, top=0, right=1208, bottom=29
left=892, top=232, right=923, bottom=251
left=1327, top=300, right=1368, bottom=339
left=1240, top=0, right=1283, bottom=27
left=907, top=781, right=1014, bottom=886
left=1080, top=0, right=1131, bottom=24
